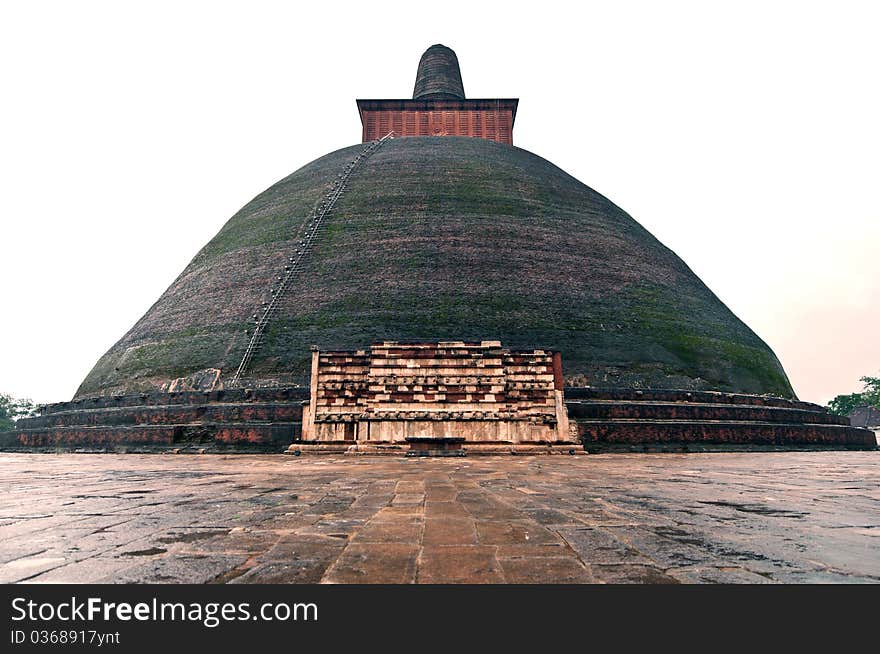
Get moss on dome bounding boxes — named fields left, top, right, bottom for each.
left=76, top=137, right=794, bottom=398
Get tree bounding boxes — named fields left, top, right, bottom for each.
left=827, top=376, right=880, bottom=416
left=0, top=393, right=37, bottom=431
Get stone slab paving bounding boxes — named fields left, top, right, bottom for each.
left=0, top=452, right=877, bottom=584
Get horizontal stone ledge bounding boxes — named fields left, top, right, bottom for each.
left=286, top=443, right=407, bottom=455
left=315, top=413, right=557, bottom=423
left=566, top=403, right=848, bottom=425
left=576, top=421, right=875, bottom=447
left=466, top=444, right=585, bottom=455
left=4, top=426, right=177, bottom=447
left=40, top=387, right=310, bottom=414
left=285, top=442, right=583, bottom=456
left=18, top=403, right=305, bottom=429
left=563, top=387, right=821, bottom=411
left=573, top=418, right=853, bottom=427
left=358, top=378, right=511, bottom=386
left=582, top=442, right=877, bottom=453
left=3, top=422, right=301, bottom=449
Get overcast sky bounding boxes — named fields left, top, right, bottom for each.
left=1, top=1, right=877, bottom=406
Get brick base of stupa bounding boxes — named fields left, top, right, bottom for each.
left=1, top=385, right=874, bottom=453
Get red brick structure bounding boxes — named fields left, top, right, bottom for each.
left=358, top=44, right=517, bottom=144
left=292, top=341, right=575, bottom=454
left=1, top=388, right=309, bottom=451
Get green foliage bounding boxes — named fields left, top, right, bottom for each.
left=0, top=393, right=37, bottom=431
left=827, top=376, right=880, bottom=416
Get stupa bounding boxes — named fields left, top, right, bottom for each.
left=3, top=45, right=873, bottom=453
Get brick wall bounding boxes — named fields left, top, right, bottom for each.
left=304, top=341, right=572, bottom=444
left=357, top=99, right=517, bottom=144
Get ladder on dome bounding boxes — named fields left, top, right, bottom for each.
left=229, top=131, right=396, bottom=386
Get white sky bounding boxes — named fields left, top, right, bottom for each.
left=1, top=1, right=877, bottom=406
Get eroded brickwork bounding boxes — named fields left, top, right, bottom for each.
left=1, top=384, right=874, bottom=452
left=301, top=341, right=571, bottom=445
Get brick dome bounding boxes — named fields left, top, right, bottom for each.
left=76, top=136, right=794, bottom=399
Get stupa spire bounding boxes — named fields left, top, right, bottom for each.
left=413, top=44, right=465, bottom=100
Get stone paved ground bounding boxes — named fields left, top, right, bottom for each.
left=1, top=452, right=878, bottom=584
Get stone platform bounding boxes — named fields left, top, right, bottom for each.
left=1, top=386, right=874, bottom=452
left=566, top=388, right=874, bottom=450
left=288, top=442, right=584, bottom=456
left=1, top=452, right=877, bottom=584
left=1, top=388, right=309, bottom=452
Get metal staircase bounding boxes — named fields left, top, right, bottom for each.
left=229, top=132, right=395, bottom=386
